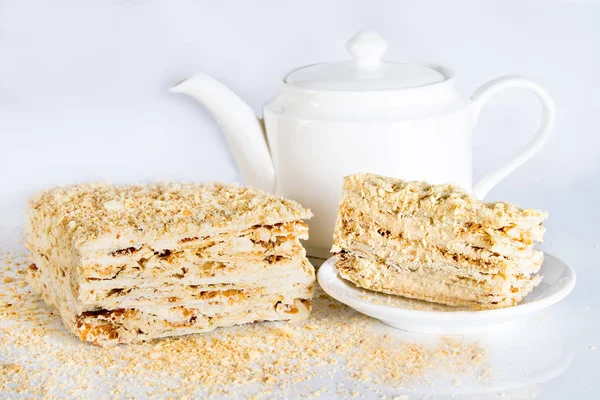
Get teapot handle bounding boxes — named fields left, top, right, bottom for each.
left=470, top=75, right=556, bottom=199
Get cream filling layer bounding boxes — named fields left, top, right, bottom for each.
left=337, top=256, right=540, bottom=309
left=337, top=207, right=541, bottom=256
left=90, top=283, right=314, bottom=312
left=334, top=229, right=543, bottom=277
left=80, top=235, right=304, bottom=279
left=340, top=191, right=545, bottom=244
left=77, top=220, right=309, bottom=254
left=74, top=297, right=311, bottom=346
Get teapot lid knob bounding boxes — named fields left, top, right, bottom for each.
left=284, top=30, right=446, bottom=91
left=346, top=30, right=388, bottom=70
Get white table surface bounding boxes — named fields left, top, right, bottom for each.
left=1, top=220, right=598, bottom=399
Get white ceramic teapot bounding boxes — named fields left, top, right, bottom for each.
left=170, top=31, right=555, bottom=255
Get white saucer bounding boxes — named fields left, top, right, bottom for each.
left=317, top=253, right=576, bottom=334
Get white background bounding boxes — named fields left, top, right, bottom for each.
left=0, top=1, right=598, bottom=398
left=0, top=0, right=598, bottom=227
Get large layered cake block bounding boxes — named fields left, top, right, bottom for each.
left=25, top=182, right=315, bottom=346
left=331, top=174, right=547, bottom=309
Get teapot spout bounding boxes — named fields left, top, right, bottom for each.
left=170, top=73, right=275, bottom=193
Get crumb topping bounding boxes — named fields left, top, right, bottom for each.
left=344, top=173, right=548, bottom=226
left=25, top=182, right=312, bottom=248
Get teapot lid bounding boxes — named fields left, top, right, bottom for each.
left=285, top=31, right=446, bottom=91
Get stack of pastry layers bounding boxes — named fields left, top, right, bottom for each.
left=332, top=174, right=547, bottom=309
left=25, top=182, right=315, bottom=346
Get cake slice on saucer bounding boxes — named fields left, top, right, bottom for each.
left=331, top=173, right=547, bottom=309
